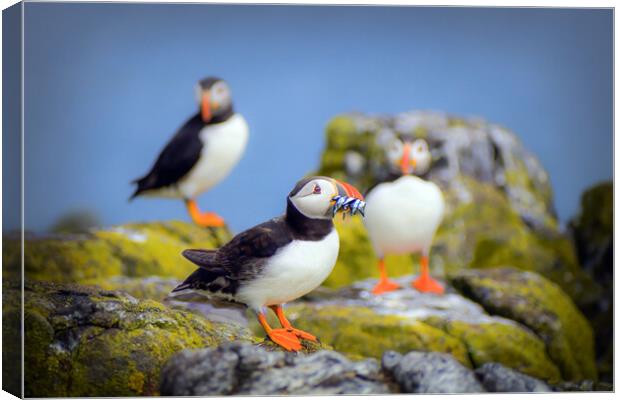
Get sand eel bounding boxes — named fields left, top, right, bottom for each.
left=170, top=176, right=365, bottom=351
left=364, top=138, right=445, bottom=295
left=130, top=77, right=248, bottom=227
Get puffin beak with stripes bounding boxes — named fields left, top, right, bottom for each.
left=332, top=179, right=366, bottom=218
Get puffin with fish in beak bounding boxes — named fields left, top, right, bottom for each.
left=363, top=137, right=445, bottom=295
left=130, top=77, right=248, bottom=227
left=170, top=176, right=365, bottom=351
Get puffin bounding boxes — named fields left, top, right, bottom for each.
left=363, top=137, right=445, bottom=295
left=170, top=176, right=365, bottom=351
left=130, top=77, right=249, bottom=227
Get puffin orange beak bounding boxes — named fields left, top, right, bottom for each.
left=201, top=93, right=212, bottom=122
left=335, top=180, right=364, bottom=201
left=400, top=142, right=412, bottom=175
left=332, top=179, right=365, bottom=217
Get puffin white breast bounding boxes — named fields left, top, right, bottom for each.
left=364, top=175, right=444, bottom=256
left=236, top=228, right=340, bottom=310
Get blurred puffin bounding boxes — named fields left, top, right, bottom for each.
left=131, top=77, right=248, bottom=227
left=364, top=137, right=445, bottom=295
left=170, top=176, right=365, bottom=351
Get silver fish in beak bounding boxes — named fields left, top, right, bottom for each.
left=331, top=195, right=366, bottom=218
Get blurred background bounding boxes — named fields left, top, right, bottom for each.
left=8, top=4, right=612, bottom=233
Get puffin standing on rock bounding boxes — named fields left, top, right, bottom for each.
left=364, top=137, right=445, bottom=295
left=131, top=77, right=248, bottom=227
left=170, top=176, right=365, bottom=351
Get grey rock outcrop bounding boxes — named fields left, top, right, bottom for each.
left=160, top=342, right=391, bottom=395
left=381, top=350, right=485, bottom=393
left=475, top=363, right=551, bottom=392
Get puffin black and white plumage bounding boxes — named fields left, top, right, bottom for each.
left=131, top=77, right=248, bottom=227
left=170, top=176, right=365, bottom=351
left=364, top=138, right=445, bottom=295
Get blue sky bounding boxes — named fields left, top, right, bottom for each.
left=10, top=4, right=613, bottom=232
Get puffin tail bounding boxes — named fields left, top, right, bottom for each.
left=182, top=249, right=219, bottom=268
left=129, top=172, right=156, bottom=201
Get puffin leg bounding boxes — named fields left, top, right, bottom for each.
left=269, top=305, right=318, bottom=342
left=371, top=258, right=401, bottom=295
left=257, top=310, right=302, bottom=351
left=185, top=198, right=226, bottom=228
left=412, top=254, right=445, bottom=294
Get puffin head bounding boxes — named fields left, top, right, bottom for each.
left=195, top=77, right=233, bottom=123
left=386, top=137, right=432, bottom=175
left=288, top=176, right=365, bottom=220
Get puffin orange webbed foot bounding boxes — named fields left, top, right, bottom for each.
left=412, top=275, right=445, bottom=294
left=286, top=328, right=318, bottom=342
left=371, top=278, right=401, bottom=295
left=269, top=305, right=319, bottom=343
left=267, top=328, right=302, bottom=352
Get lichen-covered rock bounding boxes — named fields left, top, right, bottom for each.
left=382, top=350, right=485, bottom=393
left=451, top=267, right=597, bottom=382
left=160, top=342, right=392, bottom=395
left=91, top=275, right=178, bottom=301
left=568, top=181, right=613, bottom=382
left=435, top=177, right=600, bottom=309
left=315, top=112, right=601, bottom=310
left=283, top=276, right=561, bottom=382
left=475, top=363, right=551, bottom=392
left=286, top=304, right=471, bottom=366
left=3, top=221, right=231, bottom=284
left=9, top=280, right=252, bottom=397
left=317, top=111, right=555, bottom=233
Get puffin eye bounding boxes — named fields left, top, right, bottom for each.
left=312, top=184, right=322, bottom=194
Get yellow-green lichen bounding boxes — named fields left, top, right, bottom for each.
left=451, top=267, right=597, bottom=382
left=16, top=221, right=231, bottom=285
left=435, top=177, right=599, bottom=309
left=284, top=305, right=471, bottom=366
left=424, top=316, right=561, bottom=383
left=18, top=280, right=253, bottom=397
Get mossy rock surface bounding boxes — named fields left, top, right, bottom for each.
left=4, top=221, right=230, bottom=284
left=451, top=267, right=597, bottom=382
left=10, top=280, right=251, bottom=397
left=436, top=177, right=600, bottom=309
left=423, top=317, right=560, bottom=382
left=88, top=275, right=179, bottom=302
left=287, top=305, right=471, bottom=366
left=316, top=111, right=555, bottom=232
left=284, top=276, right=561, bottom=382
left=568, top=181, right=613, bottom=381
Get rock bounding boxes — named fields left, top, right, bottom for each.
left=569, top=182, right=613, bottom=283
left=93, top=275, right=178, bottom=301
left=552, top=380, right=614, bottom=392
left=160, top=342, right=391, bottom=395
left=568, top=181, right=613, bottom=382
left=284, top=276, right=561, bottom=382
left=10, top=280, right=252, bottom=397
left=382, top=350, right=485, bottom=393
left=3, top=221, right=231, bottom=284
left=451, top=267, right=597, bottom=382
left=475, top=363, right=551, bottom=392
left=315, top=113, right=601, bottom=310
left=317, top=111, right=555, bottom=234
left=435, top=177, right=600, bottom=310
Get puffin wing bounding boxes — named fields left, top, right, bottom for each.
left=131, top=114, right=205, bottom=198
left=172, top=218, right=292, bottom=297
